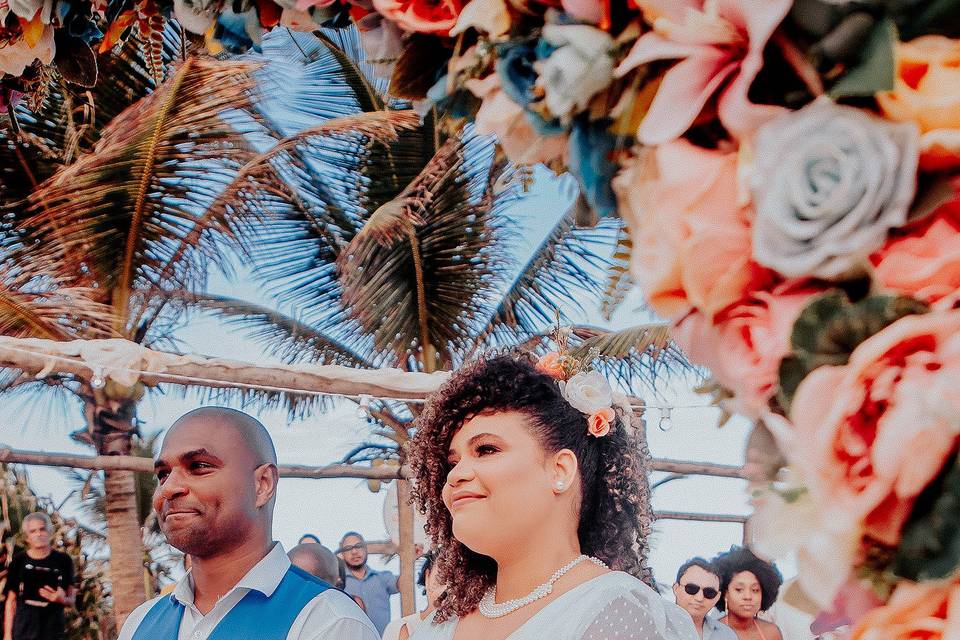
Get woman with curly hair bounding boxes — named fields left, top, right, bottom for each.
left=406, top=354, right=697, bottom=640
left=713, top=547, right=783, bottom=640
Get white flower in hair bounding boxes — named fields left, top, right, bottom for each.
left=560, top=370, right=614, bottom=416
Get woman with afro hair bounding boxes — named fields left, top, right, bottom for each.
left=406, top=354, right=697, bottom=640
left=713, top=546, right=783, bottom=640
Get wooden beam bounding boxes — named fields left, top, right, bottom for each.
left=0, top=448, right=404, bottom=480
left=0, top=337, right=448, bottom=401
left=650, top=458, right=746, bottom=479
left=654, top=510, right=748, bottom=524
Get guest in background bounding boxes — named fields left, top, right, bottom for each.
left=3, top=513, right=76, bottom=640
left=299, top=534, right=321, bottom=545
left=714, top=547, right=783, bottom=640
left=673, top=558, right=736, bottom=640
left=288, top=544, right=343, bottom=589
left=382, top=551, right=443, bottom=640
left=339, top=532, right=398, bottom=635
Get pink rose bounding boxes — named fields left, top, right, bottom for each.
left=786, top=310, right=960, bottom=550
left=612, top=140, right=773, bottom=320
left=587, top=407, right=615, bottom=437
left=871, top=180, right=960, bottom=304
left=673, top=282, right=820, bottom=418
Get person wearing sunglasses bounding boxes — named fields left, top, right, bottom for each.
left=673, top=559, right=737, bottom=640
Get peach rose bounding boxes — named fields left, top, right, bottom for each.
left=536, top=352, right=566, bottom=379
left=785, top=309, right=960, bottom=552
left=372, top=0, right=462, bottom=35
left=850, top=578, right=960, bottom=640
left=613, top=141, right=773, bottom=320
left=877, top=36, right=960, bottom=170
left=587, top=407, right=615, bottom=437
left=672, top=282, right=821, bottom=418
left=871, top=180, right=960, bottom=304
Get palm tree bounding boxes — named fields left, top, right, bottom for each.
left=195, top=32, right=687, bottom=472
left=0, top=30, right=273, bottom=620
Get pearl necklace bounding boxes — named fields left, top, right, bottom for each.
left=478, top=555, right=607, bottom=618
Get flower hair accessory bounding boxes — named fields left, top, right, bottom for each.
left=535, top=337, right=623, bottom=438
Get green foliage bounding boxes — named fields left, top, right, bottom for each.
left=892, top=452, right=960, bottom=581
left=829, top=17, right=896, bottom=98
left=777, top=291, right=928, bottom=412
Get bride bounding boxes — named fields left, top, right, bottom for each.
left=407, top=354, right=697, bottom=640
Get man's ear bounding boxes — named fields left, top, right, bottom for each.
left=254, top=463, right=279, bottom=508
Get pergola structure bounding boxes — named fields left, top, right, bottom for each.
left=0, top=336, right=749, bottom=619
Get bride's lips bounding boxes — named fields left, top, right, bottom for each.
left=449, top=491, right=486, bottom=510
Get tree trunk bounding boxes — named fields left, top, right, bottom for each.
left=396, top=479, right=416, bottom=616
left=103, top=468, right=147, bottom=626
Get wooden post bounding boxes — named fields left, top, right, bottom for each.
left=396, top=478, right=416, bottom=616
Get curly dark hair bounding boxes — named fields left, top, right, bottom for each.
left=713, top=546, right=783, bottom=613
left=408, top=354, right=655, bottom=622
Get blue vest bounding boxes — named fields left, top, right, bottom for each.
left=131, top=566, right=331, bottom=640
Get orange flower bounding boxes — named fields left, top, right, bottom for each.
left=536, top=352, right=566, bottom=379
left=877, top=36, right=960, bottom=170
left=849, top=578, right=960, bottom=640
left=587, top=407, right=615, bottom=437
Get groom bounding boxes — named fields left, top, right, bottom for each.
left=118, top=407, right=378, bottom=640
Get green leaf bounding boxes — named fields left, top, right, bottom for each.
left=893, top=452, right=960, bottom=581
left=777, top=291, right=928, bottom=412
left=828, top=17, right=896, bottom=98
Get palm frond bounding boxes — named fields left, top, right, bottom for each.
left=183, top=293, right=378, bottom=368
left=600, top=228, right=633, bottom=321
left=336, top=133, right=514, bottom=369
left=19, top=58, right=264, bottom=333
left=568, top=323, right=692, bottom=392
left=0, top=264, right=116, bottom=340
left=469, top=211, right=618, bottom=351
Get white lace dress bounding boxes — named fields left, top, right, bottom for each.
left=408, top=571, right=698, bottom=640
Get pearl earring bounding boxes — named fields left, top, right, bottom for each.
left=555, top=481, right=564, bottom=491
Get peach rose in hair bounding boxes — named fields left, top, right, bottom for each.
left=587, top=407, right=615, bottom=437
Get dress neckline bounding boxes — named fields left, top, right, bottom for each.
left=450, top=570, right=625, bottom=640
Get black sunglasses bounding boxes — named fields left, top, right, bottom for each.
left=682, top=583, right=719, bottom=599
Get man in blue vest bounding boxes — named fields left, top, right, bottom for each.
left=117, top=407, right=379, bottom=640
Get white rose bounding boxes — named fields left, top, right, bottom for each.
left=174, top=0, right=221, bottom=35
left=534, top=23, right=614, bottom=122
left=560, top=371, right=613, bottom=415
left=751, top=98, right=919, bottom=279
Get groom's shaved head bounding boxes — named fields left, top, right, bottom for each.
left=168, top=406, right=277, bottom=466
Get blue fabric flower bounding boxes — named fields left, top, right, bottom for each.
left=568, top=117, right=620, bottom=218
left=495, top=39, right=540, bottom=107
left=214, top=2, right=263, bottom=53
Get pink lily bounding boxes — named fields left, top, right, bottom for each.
left=617, top=0, right=791, bottom=145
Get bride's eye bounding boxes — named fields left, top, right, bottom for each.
left=476, top=444, right=499, bottom=456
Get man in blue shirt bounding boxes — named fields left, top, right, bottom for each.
left=118, top=407, right=378, bottom=640
left=338, top=532, right=399, bottom=635
left=674, top=558, right=738, bottom=640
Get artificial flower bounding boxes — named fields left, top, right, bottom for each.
left=568, top=117, right=619, bottom=218
left=613, top=140, right=771, bottom=320
left=211, top=0, right=263, bottom=53
left=466, top=75, right=568, bottom=165
left=587, top=407, right=615, bottom=437
left=372, top=0, right=462, bottom=35
left=534, top=23, right=614, bottom=122
left=871, top=179, right=960, bottom=304
left=0, top=89, right=22, bottom=112
left=751, top=99, right=919, bottom=280
left=8, top=0, right=50, bottom=20
left=174, top=0, right=220, bottom=34
left=535, top=352, right=566, bottom=379
left=672, top=282, right=821, bottom=419
left=0, top=23, right=54, bottom=77
left=774, top=310, right=960, bottom=601
left=450, top=0, right=509, bottom=37
left=355, top=12, right=404, bottom=78
left=877, top=36, right=960, bottom=170
left=561, top=0, right=603, bottom=24
left=616, top=0, right=791, bottom=145
left=560, top=370, right=613, bottom=415
left=849, top=578, right=960, bottom=640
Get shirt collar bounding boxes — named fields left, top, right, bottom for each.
left=170, top=543, right=290, bottom=606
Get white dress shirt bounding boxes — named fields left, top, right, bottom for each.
left=118, top=543, right=379, bottom=640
